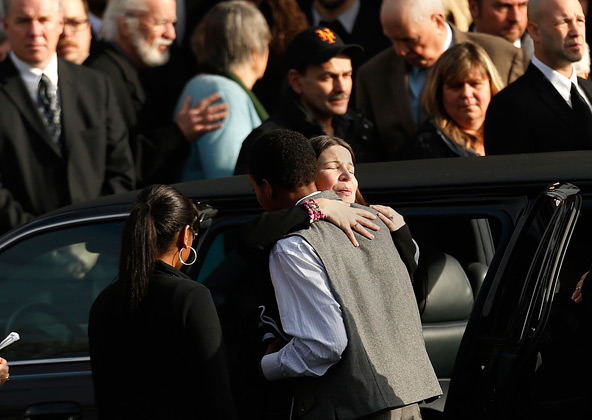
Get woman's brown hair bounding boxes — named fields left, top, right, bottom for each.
left=421, top=42, right=503, bottom=152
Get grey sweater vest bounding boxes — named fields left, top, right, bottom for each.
left=290, top=192, right=441, bottom=419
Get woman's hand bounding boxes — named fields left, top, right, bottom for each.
left=316, top=199, right=379, bottom=247
left=370, top=205, right=406, bottom=232
left=572, top=271, right=587, bottom=303
left=0, top=357, right=9, bottom=386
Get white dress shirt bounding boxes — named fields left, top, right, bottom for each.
left=10, top=51, right=59, bottom=102
left=532, top=55, right=592, bottom=111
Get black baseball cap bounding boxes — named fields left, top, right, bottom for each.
left=286, top=26, right=364, bottom=70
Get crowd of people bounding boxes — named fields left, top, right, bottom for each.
left=2, top=0, right=592, bottom=417
left=1, top=0, right=591, bottom=235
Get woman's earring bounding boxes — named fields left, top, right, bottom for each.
left=179, top=246, right=197, bottom=266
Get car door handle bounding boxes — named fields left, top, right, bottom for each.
left=25, top=402, right=81, bottom=420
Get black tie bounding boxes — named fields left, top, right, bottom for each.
left=37, top=74, right=62, bottom=146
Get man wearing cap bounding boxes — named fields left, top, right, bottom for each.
left=234, top=26, right=374, bottom=174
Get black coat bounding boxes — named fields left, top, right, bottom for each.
left=85, top=42, right=189, bottom=186
left=485, top=63, right=592, bottom=154
left=89, top=261, right=236, bottom=420
left=0, top=57, right=135, bottom=234
left=399, top=119, right=480, bottom=160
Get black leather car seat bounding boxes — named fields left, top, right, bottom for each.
left=464, top=261, right=489, bottom=300
left=414, top=251, right=475, bottom=379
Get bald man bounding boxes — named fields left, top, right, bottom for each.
left=485, top=0, right=592, bottom=154
left=355, top=0, right=524, bottom=160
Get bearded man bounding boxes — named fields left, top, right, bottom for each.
left=85, top=0, right=229, bottom=186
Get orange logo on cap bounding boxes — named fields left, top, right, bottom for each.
left=316, top=28, right=336, bottom=44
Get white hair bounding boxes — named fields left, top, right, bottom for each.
left=381, top=0, right=445, bottom=24
left=2, top=0, right=62, bottom=18
left=100, top=0, right=149, bottom=41
left=193, top=1, right=271, bottom=71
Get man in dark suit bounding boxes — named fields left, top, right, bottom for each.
left=86, top=0, right=228, bottom=187
left=297, top=0, right=391, bottom=69
left=0, top=0, right=135, bottom=235
left=485, top=0, right=592, bottom=154
left=356, top=0, right=524, bottom=160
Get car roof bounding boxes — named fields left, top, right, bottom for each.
left=3, top=151, right=591, bottom=242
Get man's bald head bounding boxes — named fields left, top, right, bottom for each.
left=381, top=0, right=445, bottom=25
left=380, top=0, right=448, bottom=69
left=527, top=0, right=586, bottom=77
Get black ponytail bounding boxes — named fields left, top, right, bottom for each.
left=119, top=185, right=199, bottom=312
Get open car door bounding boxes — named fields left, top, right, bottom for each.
left=445, top=182, right=584, bottom=420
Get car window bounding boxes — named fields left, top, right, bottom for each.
left=0, top=221, right=123, bottom=362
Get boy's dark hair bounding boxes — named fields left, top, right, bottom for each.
left=247, top=129, right=317, bottom=190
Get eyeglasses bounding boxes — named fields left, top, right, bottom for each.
left=64, top=18, right=90, bottom=33
left=127, top=13, right=177, bottom=33
left=142, top=18, right=177, bottom=32
left=191, top=228, right=199, bottom=242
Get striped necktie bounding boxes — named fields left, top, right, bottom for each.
left=37, top=74, right=62, bottom=146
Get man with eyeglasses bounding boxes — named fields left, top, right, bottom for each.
left=57, top=0, right=91, bottom=65
left=0, top=0, right=135, bottom=234
left=85, top=0, right=229, bottom=187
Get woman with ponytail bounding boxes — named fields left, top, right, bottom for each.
left=89, top=184, right=236, bottom=419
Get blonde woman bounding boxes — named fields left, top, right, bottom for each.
left=401, top=42, right=503, bottom=159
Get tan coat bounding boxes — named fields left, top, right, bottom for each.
left=355, top=24, right=524, bottom=160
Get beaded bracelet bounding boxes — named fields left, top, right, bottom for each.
left=303, top=199, right=326, bottom=223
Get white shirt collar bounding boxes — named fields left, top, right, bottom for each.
left=532, top=56, right=578, bottom=106
left=311, top=0, right=360, bottom=34
left=513, top=38, right=522, bottom=48
left=295, top=191, right=322, bottom=206
left=443, top=23, right=454, bottom=54
left=9, top=52, right=59, bottom=101
left=410, top=24, right=453, bottom=73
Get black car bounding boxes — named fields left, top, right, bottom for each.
left=0, top=151, right=591, bottom=419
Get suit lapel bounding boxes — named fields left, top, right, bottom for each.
left=390, top=55, right=416, bottom=134
left=578, top=76, right=592, bottom=103
left=527, top=64, right=574, bottom=127
left=58, top=59, right=76, bottom=159
left=0, top=58, right=61, bottom=156
left=452, top=25, right=468, bottom=44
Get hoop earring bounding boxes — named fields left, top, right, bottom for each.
left=179, top=246, right=197, bottom=266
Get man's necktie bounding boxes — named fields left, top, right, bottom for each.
left=37, top=74, right=62, bottom=146
left=571, top=83, right=592, bottom=144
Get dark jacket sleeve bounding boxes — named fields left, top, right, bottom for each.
left=239, top=206, right=310, bottom=254
left=391, top=224, right=418, bottom=277
left=0, top=184, right=35, bottom=235
left=184, top=285, right=237, bottom=419
left=131, top=122, right=188, bottom=186
left=100, top=74, right=136, bottom=194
